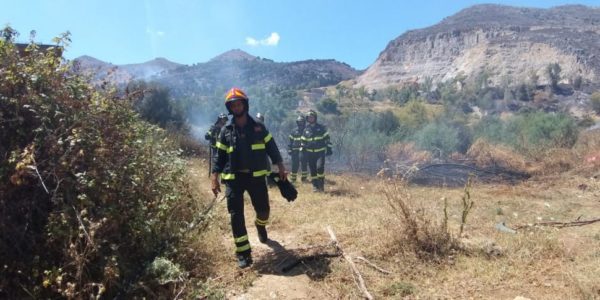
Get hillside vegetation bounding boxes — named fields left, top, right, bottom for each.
left=0, top=28, right=212, bottom=298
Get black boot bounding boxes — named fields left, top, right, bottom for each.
left=256, top=225, right=268, bottom=243
left=311, top=179, right=319, bottom=192
left=319, top=178, right=325, bottom=192
left=236, top=251, right=253, bottom=268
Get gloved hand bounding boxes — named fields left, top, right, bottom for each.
left=268, top=173, right=297, bottom=202
left=326, top=147, right=333, bottom=156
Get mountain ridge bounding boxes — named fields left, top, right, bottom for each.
left=356, top=4, right=600, bottom=90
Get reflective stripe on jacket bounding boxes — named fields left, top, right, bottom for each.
left=288, top=127, right=304, bottom=151
left=301, top=123, right=331, bottom=152
left=212, top=116, right=282, bottom=180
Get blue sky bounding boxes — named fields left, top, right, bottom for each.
left=2, top=0, right=598, bottom=69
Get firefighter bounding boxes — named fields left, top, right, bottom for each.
left=211, top=87, right=287, bottom=269
left=205, top=113, right=228, bottom=176
left=204, top=113, right=228, bottom=150
left=288, top=115, right=308, bottom=182
left=301, top=110, right=332, bottom=192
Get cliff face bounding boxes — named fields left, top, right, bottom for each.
left=356, top=4, right=600, bottom=90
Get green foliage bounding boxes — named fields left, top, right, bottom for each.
left=591, top=92, right=600, bottom=114
left=316, top=97, right=340, bottom=115
left=127, top=80, right=187, bottom=131
left=414, top=121, right=462, bottom=157
left=373, top=110, right=400, bottom=135
left=474, top=112, right=578, bottom=153
left=473, top=116, right=517, bottom=145
left=396, top=100, right=430, bottom=139
left=385, top=84, right=419, bottom=105
left=146, top=257, right=186, bottom=285
left=0, top=29, right=200, bottom=298
left=326, top=111, right=396, bottom=171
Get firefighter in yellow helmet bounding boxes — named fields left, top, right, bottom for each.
left=211, top=87, right=287, bottom=268
left=301, top=110, right=332, bottom=192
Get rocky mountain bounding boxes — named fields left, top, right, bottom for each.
left=356, top=4, right=600, bottom=90
left=156, top=49, right=360, bottom=98
left=72, top=55, right=182, bottom=85
left=72, top=49, right=359, bottom=96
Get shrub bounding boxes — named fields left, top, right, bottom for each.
left=383, top=179, right=473, bottom=259
left=413, top=122, right=461, bottom=157
left=316, top=97, right=340, bottom=115
left=127, top=80, right=187, bottom=131
left=0, top=30, right=202, bottom=298
left=474, top=112, right=578, bottom=154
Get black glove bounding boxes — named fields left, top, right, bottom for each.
left=268, top=173, right=297, bottom=202
left=326, top=147, right=333, bottom=156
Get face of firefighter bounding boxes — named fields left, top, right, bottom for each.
left=229, top=100, right=245, bottom=117
left=307, top=115, right=316, bottom=124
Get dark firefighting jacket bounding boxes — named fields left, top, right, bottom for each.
left=204, top=125, right=221, bottom=148
left=212, top=116, right=282, bottom=180
left=288, top=126, right=304, bottom=152
left=301, top=123, right=331, bottom=153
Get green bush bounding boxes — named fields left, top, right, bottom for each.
left=413, top=122, right=462, bottom=157
left=1, top=30, right=200, bottom=298
left=326, top=112, right=395, bottom=171
left=473, top=112, right=578, bottom=153
left=316, top=97, right=340, bottom=115
left=127, top=80, right=187, bottom=131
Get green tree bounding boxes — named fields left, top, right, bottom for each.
left=128, top=80, right=187, bottom=131
left=414, top=122, right=461, bottom=157
left=317, top=97, right=340, bottom=115
left=374, top=110, right=400, bottom=135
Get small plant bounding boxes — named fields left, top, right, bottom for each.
left=496, top=207, right=504, bottom=215
left=384, top=181, right=456, bottom=259
left=459, top=176, right=475, bottom=237
left=384, top=177, right=475, bottom=259
left=384, top=281, right=416, bottom=297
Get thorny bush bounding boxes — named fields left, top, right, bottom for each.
left=0, top=29, right=202, bottom=298
left=383, top=179, right=474, bottom=260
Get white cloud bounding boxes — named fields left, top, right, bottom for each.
left=245, top=37, right=259, bottom=46
left=264, top=32, right=280, bottom=46
left=245, top=32, right=280, bottom=47
left=146, top=28, right=166, bottom=38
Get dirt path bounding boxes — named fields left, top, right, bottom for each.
left=228, top=231, right=332, bottom=300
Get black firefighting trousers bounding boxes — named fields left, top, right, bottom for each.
left=305, top=151, right=326, bottom=185
left=290, top=150, right=308, bottom=181
left=225, top=173, right=269, bottom=254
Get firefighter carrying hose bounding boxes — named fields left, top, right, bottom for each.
left=288, top=115, right=308, bottom=183
left=211, top=87, right=287, bottom=268
left=301, top=110, right=332, bottom=192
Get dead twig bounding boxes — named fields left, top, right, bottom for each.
left=353, top=256, right=391, bottom=275
left=72, top=205, right=94, bottom=247
left=327, top=226, right=373, bottom=300
left=515, top=218, right=600, bottom=230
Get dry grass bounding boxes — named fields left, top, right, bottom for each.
left=183, top=159, right=600, bottom=299
left=385, top=142, right=432, bottom=166
left=467, top=138, right=530, bottom=173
